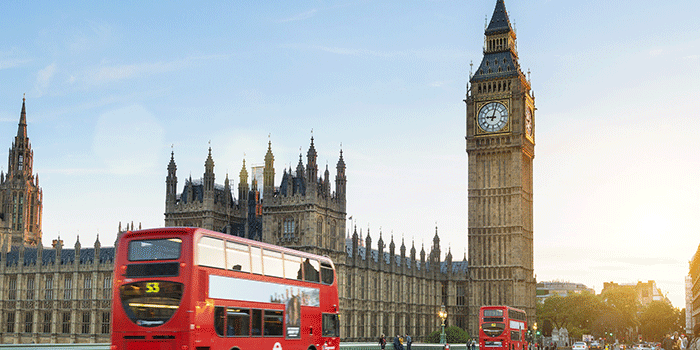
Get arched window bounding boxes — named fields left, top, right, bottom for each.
left=330, top=221, right=337, bottom=250
left=317, top=218, right=323, bottom=246
left=284, top=218, right=295, bottom=241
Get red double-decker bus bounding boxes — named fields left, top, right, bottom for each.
left=111, top=227, right=340, bottom=350
left=479, top=306, right=528, bottom=350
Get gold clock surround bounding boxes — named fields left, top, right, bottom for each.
left=475, top=99, right=510, bottom=135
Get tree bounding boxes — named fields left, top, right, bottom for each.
left=592, top=306, right=629, bottom=342
left=538, top=295, right=570, bottom=331
left=567, top=292, right=603, bottom=334
left=600, top=285, right=640, bottom=333
left=639, top=301, right=678, bottom=342
left=537, top=292, right=602, bottom=338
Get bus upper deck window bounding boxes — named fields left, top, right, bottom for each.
left=262, top=249, right=284, bottom=278
left=197, top=236, right=225, bottom=269
left=283, top=254, right=303, bottom=280
left=320, top=262, right=334, bottom=285
left=226, top=241, right=251, bottom=273
left=303, top=259, right=320, bottom=283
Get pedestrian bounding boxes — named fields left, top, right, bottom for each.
left=379, top=333, right=386, bottom=350
left=682, top=335, right=688, bottom=350
left=394, top=334, right=405, bottom=350
left=664, top=334, right=673, bottom=350
left=405, top=333, right=412, bottom=350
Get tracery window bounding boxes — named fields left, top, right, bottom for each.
left=330, top=221, right=337, bottom=250
left=83, top=275, right=92, bottom=300
left=81, top=312, right=90, bottom=334
left=103, top=276, right=112, bottom=299
left=8, top=275, right=17, bottom=300
left=6, top=312, right=15, bottom=333
left=283, top=218, right=295, bottom=241
left=26, top=276, right=34, bottom=300
left=101, top=312, right=111, bottom=334
left=42, top=312, right=52, bottom=333
left=62, top=312, right=70, bottom=334
left=64, top=276, right=72, bottom=300
left=45, top=276, right=53, bottom=300
left=24, top=312, right=32, bottom=333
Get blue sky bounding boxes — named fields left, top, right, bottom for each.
left=1, top=1, right=699, bottom=308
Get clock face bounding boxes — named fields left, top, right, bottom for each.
left=478, top=102, right=508, bottom=132
left=525, top=107, right=533, bottom=136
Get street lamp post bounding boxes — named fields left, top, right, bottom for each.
left=439, top=305, right=448, bottom=345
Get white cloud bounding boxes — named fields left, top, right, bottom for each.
left=315, top=45, right=407, bottom=58
left=0, top=49, right=31, bottom=70
left=0, top=58, right=31, bottom=70
left=79, top=55, right=229, bottom=85
left=92, top=104, right=165, bottom=175
left=279, top=9, right=317, bottom=23
left=67, top=21, right=113, bottom=54
left=649, top=48, right=663, bottom=56
left=35, top=63, right=57, bottom=97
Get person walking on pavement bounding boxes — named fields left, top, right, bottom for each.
left=394, top=334, right=405, bottom=350
left=405, top=333, right=412, bottom=350
left=379, top=333, right=387, bottom=350
left=664, top=334, right=673, bottom=350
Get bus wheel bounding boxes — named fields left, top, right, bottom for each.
left=307, top=346, right=317, bottom=350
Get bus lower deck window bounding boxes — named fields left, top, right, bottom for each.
left=214, top=307, right=225, bottom=336
left=251, top=309, right=262, bottom=336
left=227, top=308, right=250, bottom=336
left=264, top=310, right=283, bottom=336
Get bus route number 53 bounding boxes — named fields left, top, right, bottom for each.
left=146, top=282, right=160, bottom=293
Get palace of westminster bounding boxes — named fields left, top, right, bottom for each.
left=0, top=0, right=535, bottom=344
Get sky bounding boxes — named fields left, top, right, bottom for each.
left=1, top=1, right=699, bottom=308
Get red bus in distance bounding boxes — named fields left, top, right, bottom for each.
left=479, top=305, right=528, bottom=350
left=111, top=227, right=340, bottom=350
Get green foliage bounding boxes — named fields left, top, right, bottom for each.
left=537, top=291, right=601, bottom=336
left=600, top=286, right=640, bottom=330
left=538, top=286, right=681, bottom=344
left=425, top=326, right=470, bottom=344
left=639, top=301, right=681, bottom=341
left=591, top=307, right=627, bottom=340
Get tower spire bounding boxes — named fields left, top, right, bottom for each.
left=485, top=0, right=514, bottom=35
left=263, top=139, right=275, bottom=197
left=18, top=94, right=27, bottom=140
left=470, top=0, right=523, bottom=84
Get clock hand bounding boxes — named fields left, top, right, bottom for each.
left=488, top=109, right=497, bottom=121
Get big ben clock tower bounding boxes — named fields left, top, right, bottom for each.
left=465, top=0, right=536, bottom=333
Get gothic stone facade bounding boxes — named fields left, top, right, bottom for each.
left=340, top=230, right=469, bottom=341
left=0, top=98, right=43, bottom=249
left=0, top=237, right=114, bottom=344
left=165, top=137, right=469, bottom=341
